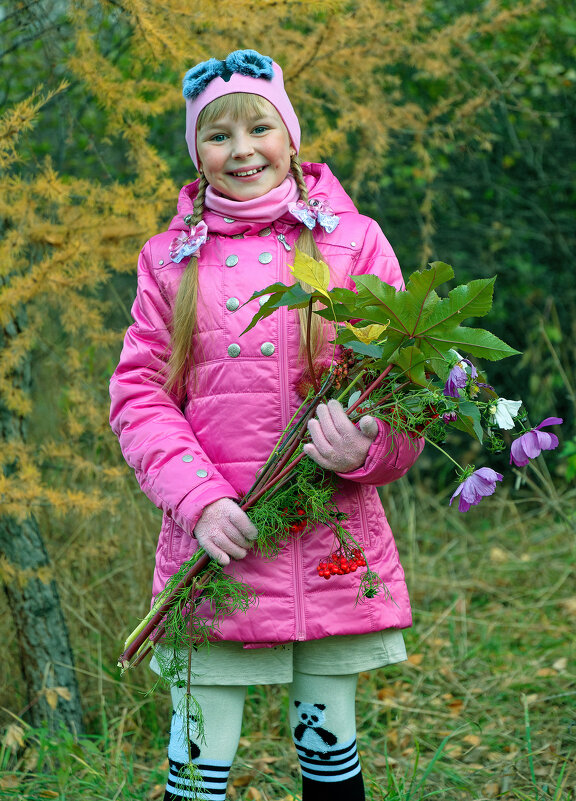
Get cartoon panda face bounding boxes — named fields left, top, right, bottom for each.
left=294, top=701, right=326, bottom=727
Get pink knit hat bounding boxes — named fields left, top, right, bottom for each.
left=183, top=50, right=300, bottom=169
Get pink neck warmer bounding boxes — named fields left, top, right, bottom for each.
left=205, top=174, right=300, bottom=223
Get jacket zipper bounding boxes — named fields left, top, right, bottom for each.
left=356, top=484, right=370, bottom=549
left=277, top=231, right=306, bottom=640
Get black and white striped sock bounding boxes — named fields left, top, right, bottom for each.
left=164, top=757, right=230, bottom=800
left=289, top=670, right=365, bottom=801
left=295, top=734, right=362, bottom=782
left=164, top=683, right=245, bottom=801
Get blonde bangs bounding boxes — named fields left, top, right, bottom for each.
left=197, top=93, right=275, bottom=129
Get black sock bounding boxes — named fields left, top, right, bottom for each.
left=302, top=769, right=365, bottom=800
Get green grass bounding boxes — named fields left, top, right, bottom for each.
left=1, top=461, right=575, bottom=800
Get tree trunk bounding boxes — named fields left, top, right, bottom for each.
left=1, top=311, right=84, bottom=734
left=0, top=516, right=84, bottom=734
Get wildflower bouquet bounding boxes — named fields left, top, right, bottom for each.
left=119, top=255, right=562, bottom=672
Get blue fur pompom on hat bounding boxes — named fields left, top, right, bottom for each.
left=183, top=50, right=274, bottom=101
left=225, top=49, right=273, bottom=79
left=183, top=58, right=225, bottom=101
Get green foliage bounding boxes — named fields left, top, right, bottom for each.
left=246, top=262, right=519, bottom=386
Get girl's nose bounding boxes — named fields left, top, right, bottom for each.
left=231, top=133, right=255, bottom=159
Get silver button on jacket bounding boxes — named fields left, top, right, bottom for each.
left=261, top=342, right=275, bottom=356
left=225, top=254, right=239, bottom=267
left=258, top=252, right=273, bottom=264
left=227, top=343, right=241, bottom=358
left=196, top=469, right=208, bottom=478
left=226, top=297, right=240, bottom=312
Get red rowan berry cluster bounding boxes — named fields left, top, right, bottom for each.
left=283, top=506, right=307, bottom=536
left=333, top=348, right=356, bottom=390
left=316, top=549, right=366, bottom=580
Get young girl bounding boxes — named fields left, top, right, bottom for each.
left=110, top=49, right=423, bottom=801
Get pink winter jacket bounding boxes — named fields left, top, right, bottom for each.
left=109, top=162, right=423, bottom=645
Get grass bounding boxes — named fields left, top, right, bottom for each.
left=1, top=459, right=575, bottom=800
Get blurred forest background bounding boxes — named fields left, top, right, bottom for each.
left=0, top=1, right=574, bottom=799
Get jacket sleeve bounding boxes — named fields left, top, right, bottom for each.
left=109, top=243, right=238, bottom=536
left=337, top=218, right=424, bottom=485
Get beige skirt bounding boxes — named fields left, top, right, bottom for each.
left=149, top=630, right=407, bottom=686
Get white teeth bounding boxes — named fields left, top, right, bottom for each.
left=233, top=167, right=264, bottom=177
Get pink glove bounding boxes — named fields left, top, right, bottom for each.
left=193, top=498, right=258, bottom=566
left=303, top=399, right=379, bottom=473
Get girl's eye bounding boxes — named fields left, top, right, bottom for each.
left=252, top=125, right=268, bottom=134
left=210, top=133, right=228, bottom=142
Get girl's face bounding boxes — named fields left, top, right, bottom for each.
left=196, top=99, right=293, bottom=201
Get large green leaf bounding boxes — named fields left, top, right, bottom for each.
left=431, top=326, right=521, bottom=361
left=389, top=344, right=429, bottom=386
left=242, top=264, right=519, bottom=365
left=418, top=278, right=496, bottom=332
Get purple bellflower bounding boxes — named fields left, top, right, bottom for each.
left=510, top=417, right=563, bottom=467
left=450, top=467, right=503, bottom=513
left=443, top=358, right=478, bottom=398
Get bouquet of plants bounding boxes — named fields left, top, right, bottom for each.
left=118, top=254, right=562, bottom=673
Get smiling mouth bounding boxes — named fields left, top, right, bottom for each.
left=230, top=166, right=267, bottom=177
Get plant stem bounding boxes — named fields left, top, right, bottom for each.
left=334, top=368, right=365, bottom=405
left=347, top=364, right=394, bottom=416
left=306, top=297, right=320, bottom=395
left=423, top=435, right=464, bottom=471
left=118, top=552, right=211, bottom=668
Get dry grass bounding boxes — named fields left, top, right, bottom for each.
left=1, top=460, right=574, bottom=800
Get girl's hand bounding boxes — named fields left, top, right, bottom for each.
left=193, top=498, right=258, bottom=566
left=303, top=399, right=379, bottom=474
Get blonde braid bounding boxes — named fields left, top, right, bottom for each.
left=165, top=175, right=208, bottom=396
left=190, top=174, right=208, bottom=225
left=290, top=155, right=310, bottom=202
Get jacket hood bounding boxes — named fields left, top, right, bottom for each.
left=168, top=162, right=358, bottom=234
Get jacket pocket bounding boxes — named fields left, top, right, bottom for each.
left=167, top=518, right=197, bottom=567
left=334, top=484, right=373, bottom=549
left=355, top=485, right=374, bottom=549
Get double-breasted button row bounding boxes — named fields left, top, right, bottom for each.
left=227, top=343, right=275, bottom=357
left=224, top=252, right=273, bottom=267
left=226, top=295, right=270, bottom=313
left=226, top=297, right=240, bottom=312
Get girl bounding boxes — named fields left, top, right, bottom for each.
left=110, top=49, right=423, bottom=801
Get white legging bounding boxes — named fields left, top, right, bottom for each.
left=164, top=671, right=362, bottom=800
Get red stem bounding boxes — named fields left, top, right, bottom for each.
left=242, top=365, right=396, bottom=507
left=347, top=364, right=394, bottom=416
